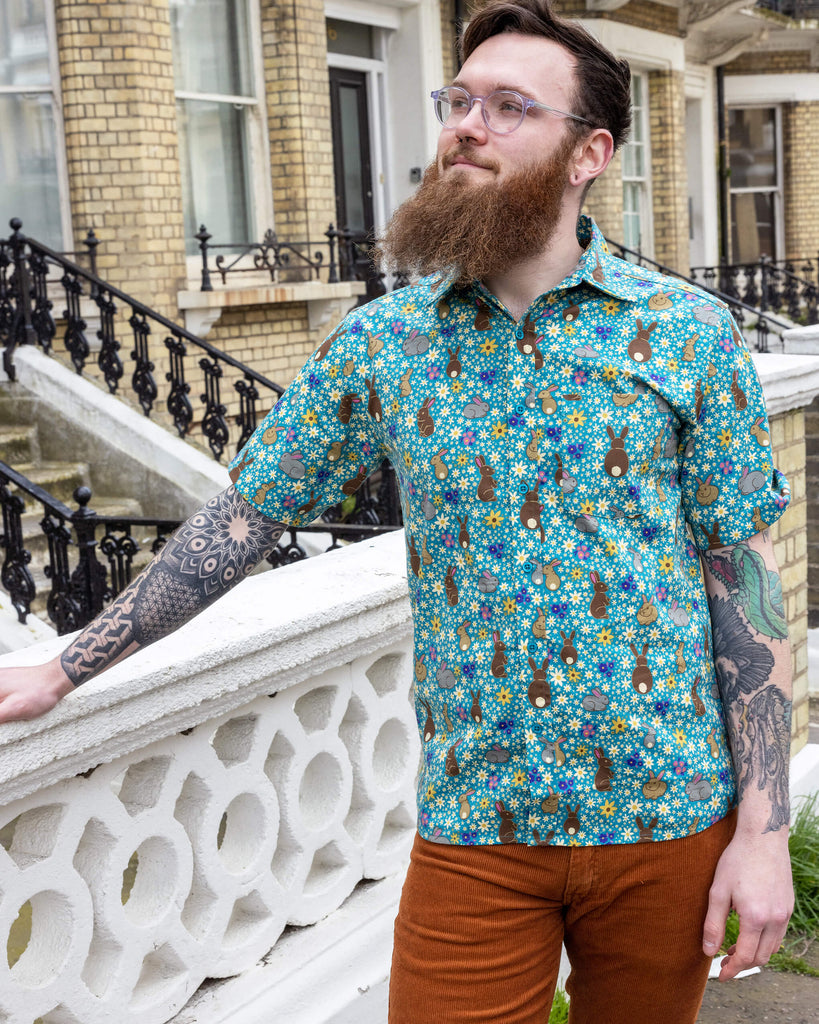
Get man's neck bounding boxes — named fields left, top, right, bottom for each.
left=481, top=214, right=585, bottom=322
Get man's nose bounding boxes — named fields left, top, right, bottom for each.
left=456, top=97, right=488, bottom=141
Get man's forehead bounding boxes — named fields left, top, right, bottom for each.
left=457, top=33, right=578, bottom=98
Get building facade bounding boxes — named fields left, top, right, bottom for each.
left=2, top=0, right=818, bottom=394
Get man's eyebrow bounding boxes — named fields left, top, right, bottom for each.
left=450, top=78, right=534, bottom=96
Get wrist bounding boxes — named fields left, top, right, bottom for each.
left=46, top=656, right=76, bottom=699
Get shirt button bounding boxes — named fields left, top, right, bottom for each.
left=527, top=640, right=538, bottom=655
left=515, top=327, right=525, bottom=340
left=515, top=404, right=525, bottom=414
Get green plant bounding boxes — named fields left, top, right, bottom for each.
left=548, top=986, right=570, bottom=1024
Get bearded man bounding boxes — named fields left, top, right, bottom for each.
left=0, top=1, right=794, bottom=1022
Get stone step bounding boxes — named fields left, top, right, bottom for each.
left=7, top=461, right=90, bottom=505
left=0, top=391, right=38, bottom=427
left=0, top=424, right=39, bottom=465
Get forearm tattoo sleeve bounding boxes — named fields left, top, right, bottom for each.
left=703, top=534, right=792, bottom=833
left=60, top=486, right=286, bottom=686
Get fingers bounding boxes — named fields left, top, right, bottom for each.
left=702, top=886, right=730, bottom=957
left=717, top=916, right=791, bottom=981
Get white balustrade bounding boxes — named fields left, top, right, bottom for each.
left=0, top=532, right=416, bottom=1024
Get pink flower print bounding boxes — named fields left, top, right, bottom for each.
left=480, top=604, right=492, bottom=621
left=427, top=364, right=441, bottom=380
left=392, top=319, right=405, bottom=335
left=442, top=532, right=455, bottom=548
left=283, top=495, right=296, bottom=509
left=673, top=759, right=688, bottom=775
left=719, top=459, right=733, bottom=475
left=461, top=430, right=476, bottom=446
left=582, top=722, right=596, bottom=738
left=488, top=774, right=499, bottom=790
left=573, top=369, right=588, bottom=386
left=428, top=644, right=438, bottom=661
left=575, top=544, right=590, bottom=561
left=286, top=427, right=296, bottom=442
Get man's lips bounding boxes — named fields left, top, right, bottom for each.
left=442, top=150, right=497, bottom=172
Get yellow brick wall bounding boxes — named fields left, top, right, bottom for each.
left=584, top=150, right=625, bottom=244
left=648, top=69, right=688, bottom=273
left=441, top=0, right=459, bottom=85
left=724, top=50, right=815, bottom=75
left=55, top=0, right=187, bottom=322
left=768, top=407, right=809, bottom=753
left=782, top=102, right=819, bottom=262
left=556, top=0, right=682, bottom=35
left=261, top=0, right=336, bottom=246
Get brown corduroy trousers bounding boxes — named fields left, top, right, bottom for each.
left=389, top=810, right=736, bottom=1024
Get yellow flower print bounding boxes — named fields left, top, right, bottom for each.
left=565, top=410, right=587, bottom=428
left=502, top=597, right=517, bottom=615
left=563, top=324, right=576, bottom=336
left=478, top=627, right=488, bottom=640
left=452, top=379, right=464, bottom=393
left=674, top=728, right=687, bottom=746
left=491, top=421, right=508, bottom=439
left=659, top=555, right=674, bottom=573
left=479, top=338, right=497, bottom=355
left=496, top=686, right=512, bottom=704
left=599, top=800, right=617, bottom=817
left=512, top=770, right=527, bottom=786
left=611, top=717, right=627, bottom=732
left=391, top=399, right=400, bottom=413
left=328, top=365, right=339, bottom=378
left=484, top=510, right=504, bottom=528
left=576, top=744, right=588, bottom=756
left=571, top=567, right=585, bottom=580
left=568, top=668, right=580, bottom=682
left=596, top=627, right=613, bottom=644
left=302, top=409, right=318, bottom=426
left=426, top=785, right=436, bottom=799
left=431, top=615, right=441, bottom=633
left=580, top=500, right=595, bottom=514
left=602, top=364, right=618, bottom=381
left=403, top=453, right=413, bottom=469
left=718, top=429, right=732, bottom=447
left=603, top=301, right=620, bottom=315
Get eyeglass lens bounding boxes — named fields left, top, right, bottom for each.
left=434, top=87, right=527, bottom=134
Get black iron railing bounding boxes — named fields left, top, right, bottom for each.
left=689, top=256, right=818, bottom=327
left=195, top=224, right=327, bottom=290
left=1, top=218, right=285, bottom=460
left=325, top=225, right=410, bottom=304
left=605, top=239, right=791, bottom=352
left=0, top=459, right=401, bottom=633
left=756, top=0, right=819, bottom=17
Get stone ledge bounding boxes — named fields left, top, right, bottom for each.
left=754, top=351, right=819, bottom=417
left=0, top=531, right=411, bottom=805
left=178, top=281, right=368, bottom=337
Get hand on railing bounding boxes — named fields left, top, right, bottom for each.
left=0, top=659, right=75, bottom=723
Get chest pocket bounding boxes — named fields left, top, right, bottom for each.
left=555, top=393, right=680, bottom=523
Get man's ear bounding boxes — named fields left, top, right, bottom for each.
left=569, top=128, right=615, bottom=189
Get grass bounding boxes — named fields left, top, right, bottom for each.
left=548, top=986, right=570, bottom=1023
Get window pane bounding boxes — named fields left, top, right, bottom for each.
left=170, top=0, right=252, bottom=97
left=0, top=93, right=62, bottom=248
left=731, top=191, right=775, bottom=263
left=177, top=98, right=251, bottom=253
left=0, top=0, right=50, bottom=87
left=728, top=108, right=777, bottom=189
left=326, top=19, right=374, bottom=59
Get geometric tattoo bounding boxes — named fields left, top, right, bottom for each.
left=60, top=486, right=286, bottom=686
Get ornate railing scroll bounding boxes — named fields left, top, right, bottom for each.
left=0, top=459, right=400, bottom=633
left=690, top=255, right=819, bottom=329
left=0, top=218, right=284, bottom=462
left=605, top=238, right=791, bottom=352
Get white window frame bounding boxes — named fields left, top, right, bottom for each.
left=727, top=103, right=784, bottom=263
left=175, top=0, right=273, bottom=276
left=0, top=0, right=72, bottom=250
left=621, top=70, right=654, bottom=260
left=325, top=17, right=394, bottom=237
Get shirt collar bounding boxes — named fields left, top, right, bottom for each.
left=424, top=215, right=647, bottom=309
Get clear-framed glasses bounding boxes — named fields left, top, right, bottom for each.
left=430, top=86, right=591, bottom=135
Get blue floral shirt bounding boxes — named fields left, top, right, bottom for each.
left=230, top=216, right=789, bottom=847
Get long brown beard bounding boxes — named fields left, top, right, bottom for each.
left=377, top=136, right=575, bottom=286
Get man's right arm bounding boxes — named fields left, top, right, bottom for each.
left=0, top=485, right=286, bottom=723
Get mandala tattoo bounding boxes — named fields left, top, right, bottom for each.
left=709, top=595, right=791, bottom=833
left=61, top=487, right=285, bottom=685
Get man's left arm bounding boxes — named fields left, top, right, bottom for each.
left=700, top=528, right=794, bottom=980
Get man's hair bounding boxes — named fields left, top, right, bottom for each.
left=462, top=0, right=632, bottom=151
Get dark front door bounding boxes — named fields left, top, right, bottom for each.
left=329, top=67, right=382, bottom=300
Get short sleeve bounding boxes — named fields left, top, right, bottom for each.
left=227, top=317, right=389, bottom=525
left=678, top=310, right=790, bottom=550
